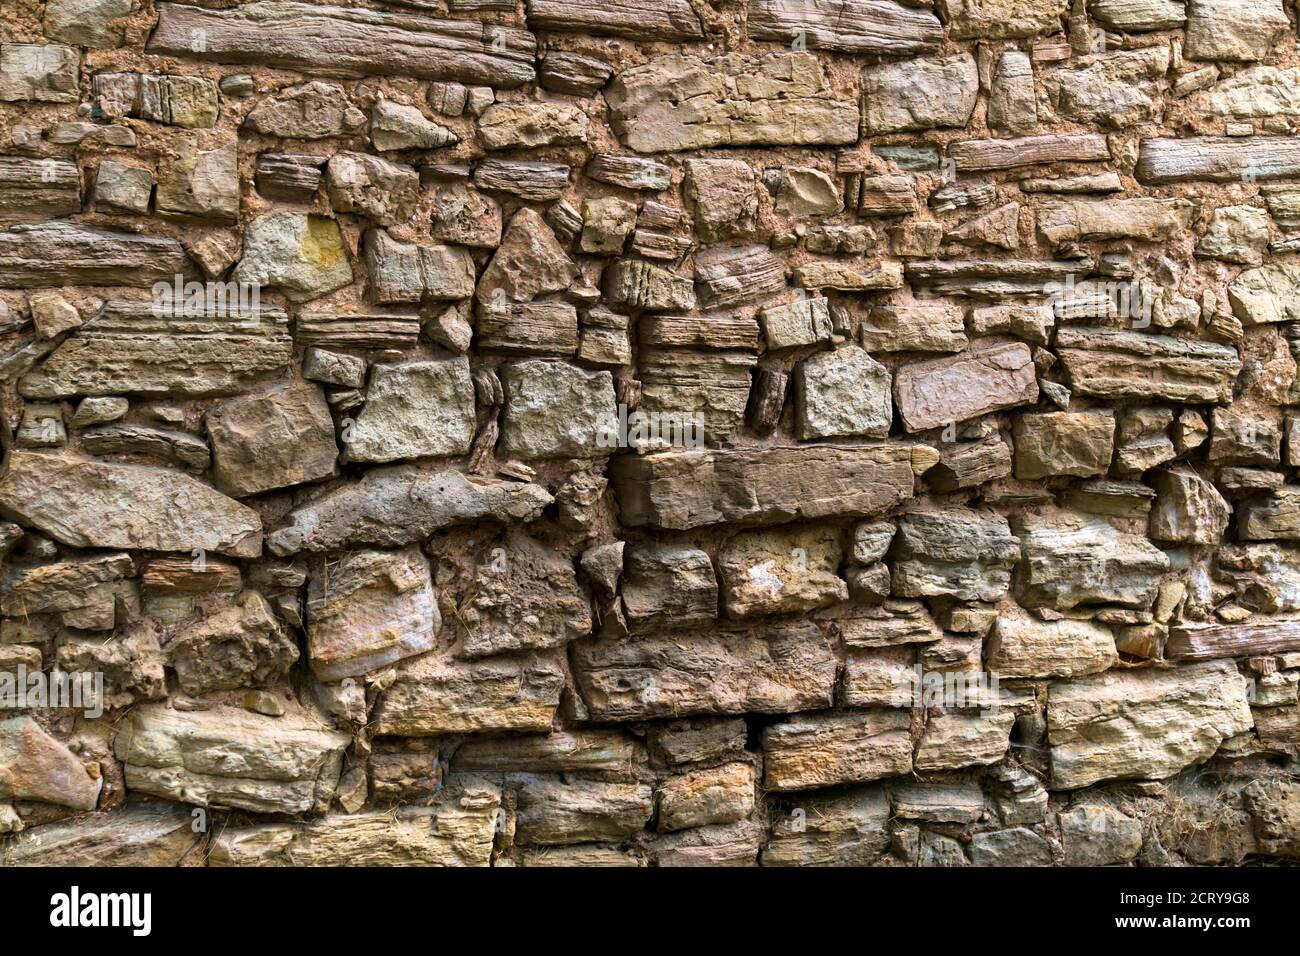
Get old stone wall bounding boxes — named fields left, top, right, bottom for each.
left=0, top=0, right=1297, bottom=867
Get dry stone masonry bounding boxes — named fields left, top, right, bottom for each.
left=0, top=0, right=1299, bottom=869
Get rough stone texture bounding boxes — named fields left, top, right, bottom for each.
left=114, top=703, right=350, bottom=814
left=1047, top=661, right=1254, bottom=789
left=306, top=548, right=439, bottom=681
left=0, top=0, right=1294, bottom=873
left=344, top=359, right=475, bottom=464
left=605, top=53, right=859, bottom=153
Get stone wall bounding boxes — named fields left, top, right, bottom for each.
left=0, top=0, right=1298, bottom=867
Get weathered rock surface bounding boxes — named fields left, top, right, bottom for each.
left=605, top=53, right=859, bottom=153
left=1056, top=329, right=1241, bottom=404
left=460, top=533, right=591, bottom=657
left=345, top=359, right=475, bottom=464
left=207, top=381, right=339, bottom=496
left=267, top=467, right=552, bottom=554
left=612, top=444, right=928, bottom=530
left=149, top=2, right=536, bottom=87
left=168, top=591, right=298, bottom=695
left=894, top=341, right=1038, bottom=431
left=0, top=452, right=262, bottom=558
left=18, top=300, right=291, bottom=400
left=3, top=801, right=195, bottom=867
left=1047, top=661, right=1253, bottom=789
left=0, top=716, right=102, bottom=810
left=1016, top=510, right=1169, bottom=610
left=307, top=548, right=439, bottom=681
left=986, top=609, right=1118, bottom=678
left=763, top=711, right=912, bottom=791
left=571, top=622, right=837, bottom=721
left=214, top=791, right=501, bottom=866
left=891, top=508, right=1020, bottom=602
left=373, top=650, right=566, bottom=735
left=718, top=526, right=847, bottom=618
left=114, top=703, right=350, bottom=813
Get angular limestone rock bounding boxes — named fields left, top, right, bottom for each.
left=861, top=303, right=968, bottom=353
left=1016, top=510, right=1169, bottom=610
left=453, top=729, right=644, bottom=776
left=936, top=0, right=1069, bottom=38
left=371, top=97, right=457, bottom=151
left=795, top=345, right=892, bottom=440
left=1013, top=410, right=1116, bottom=479
left=657, top=762, right=755, bottom=832
left=233, top=212, right=353, bottom=304
left=763, top=710, right=912, bottom=790
left=1149, top=467, right=1231, bottom=544
left=1229, top=262, right=1300, bottom=325
left=986, top=608, right=1118, bottom=678
left=372, top=649, right=566, bottom=735
left=499, top=360, right=616, bottom=460
left=207, top=381, right=339, bottom=497
left=1043, top=48, right=1170, bottom=129
left=515, top=777, right=653, bottom=846
left=168, top=591, right=299, bottom=694
left=213, top=782, right=501, bottom=866
left=307, top=548, right=439, bottom=681
left=1239, top=488, right=1300, bottom=542
left=890, top=508, right=1020, bottom=602
left=149, top=2, right=537, bottom=88
left=860, top=54, right=979, bottom=135
left=1047, top=661, right=1253, bottom=789
left=0, top=452, right=262, bottom=558
left=0, top=44, right=79, bottom=103
left=18, top=300, right=291, bottom=400
left=762, top=786, right=891, bottom=866
left=344, top=359, right=475, bottom=464
left=621, top=543, right=717, bottom=630
left=605, top=53, right=859, bottom=153
left=894, top=340, right=1038, bottom=432
left=1059, top=804, right=1142, bottom=865
left=114, top=703, right=350, bottom=813
left=326, top=152, right=419, bottom=227
left=718, top=526, right=847, bottom=619
left=914, top=711, right=1015, bottom=771
left=478, top=102, right=589, bottom=150
left=245, top=81, right=358, bottom=140
left=267, top=466, right=552, bottom=554
left=571, top=622, right=837, bottom=721
left=1055, top=329, right=1241, bottom=404
left=477, top=207, right=577, bottom=307
left=1184, top=0, right=1288, bottom=62
left=460, top=532, right=591, bottom=657
left=365, top=230, right=476, bottom=305
left=612, top=444, right=926, bottom=530
left=0, top=716, right=102, bottom=811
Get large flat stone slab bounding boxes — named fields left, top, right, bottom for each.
left=1047, top=661, right=1253, bottom=789
left=611, top=444, right=929, bottom=530
left=605, top=53, right=859, bottom=153
left=570, top=622, right=838, bottom=721
left=19, top=300, right=292, bottom=399
left=148, top=2, right=536, bottom=87
left=0, top=452, right=263, bottom=558
left=267, top=466, right=552, bottom=554
left=114, top=703, right=350, bottom=813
